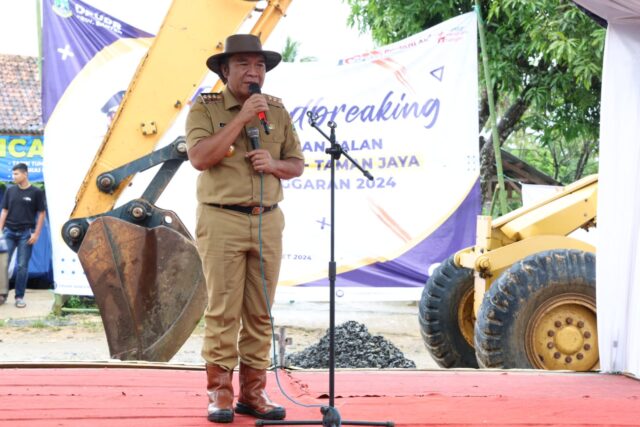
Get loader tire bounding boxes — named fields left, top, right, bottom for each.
left=419, top=255, right=479, bottom=368
left=474, top=249, right=597, bottom=371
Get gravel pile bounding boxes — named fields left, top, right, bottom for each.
left=286, top=320, right=416, bottom=369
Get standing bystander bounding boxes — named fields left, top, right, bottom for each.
left=0, top=163, right=46, bottom=308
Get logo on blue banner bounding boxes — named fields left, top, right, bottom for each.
left=53, top=0, right=72, bottom=18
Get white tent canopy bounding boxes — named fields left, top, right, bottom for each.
left=575, top=0, right=640, bottom=22
left=574, top=0, right=640, bottom=377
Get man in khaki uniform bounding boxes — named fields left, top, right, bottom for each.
left=185, top=34, right=304, bottom=423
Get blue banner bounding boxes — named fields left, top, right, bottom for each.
left=43, top=0, right=155, bottom=295
left=0, top=135, right=44, bottom=182
left=42, top=0, right=152, bottom=124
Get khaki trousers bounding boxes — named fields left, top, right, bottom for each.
left=196, top=204, right=284, bottom=370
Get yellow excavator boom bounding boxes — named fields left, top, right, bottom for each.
left=71, top=0, right=292, bottom=218
left=63, top=0, right=293, bottom=362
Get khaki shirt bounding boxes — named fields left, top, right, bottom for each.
left=186, top=88, right=304, bottom=206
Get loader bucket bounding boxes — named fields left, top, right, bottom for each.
left=77, top=215, right=206, bottom=362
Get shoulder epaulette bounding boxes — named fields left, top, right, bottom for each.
left=199, top=92, right=223, bottom=104
left=264, top=93, right=284, bottom=108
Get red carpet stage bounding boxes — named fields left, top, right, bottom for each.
left=1, top=364, right=639, bottom=426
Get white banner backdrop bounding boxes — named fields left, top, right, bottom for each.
left=44, top=10, right=479, bottom=301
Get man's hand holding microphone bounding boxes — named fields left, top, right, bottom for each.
left=244, top=83, right=274, bottom=174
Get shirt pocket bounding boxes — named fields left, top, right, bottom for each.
left=261, top=125, right=285, bottom=160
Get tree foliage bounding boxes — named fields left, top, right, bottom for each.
left=346, top=0, right=604, bottom=204
left=281, top=37, right=317, bottom=63
left=281, top=36, right=300, bottom=63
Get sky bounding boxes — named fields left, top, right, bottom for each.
left=0, top=0, right=374, bottom=61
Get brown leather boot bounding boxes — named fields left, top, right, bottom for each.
left=206, top=364, right=234, bottom=423
left=235, top=362, right=285, bottom=420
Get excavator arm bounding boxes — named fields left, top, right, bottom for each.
left=61, top=0, right=293, bottom=362
left=70, top=0, right=291, bottom=217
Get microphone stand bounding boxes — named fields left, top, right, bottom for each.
left=258, top=112, right=393, bottom=427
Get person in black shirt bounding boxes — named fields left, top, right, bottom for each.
left=0, top=163, right=46, bottom=308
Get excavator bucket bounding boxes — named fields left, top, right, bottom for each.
left=77, top=215, right=206, bottom=362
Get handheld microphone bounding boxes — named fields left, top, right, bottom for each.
left=247, top=127, right=260, bottom=151
left=248, top=83, right=270, bottom=135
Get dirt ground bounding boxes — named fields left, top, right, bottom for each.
left=0, top=290, right=439, bottom=369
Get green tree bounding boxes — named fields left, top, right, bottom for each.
left=281, top=36, right=317, bottom=63
left=346, top=0, right=603, bottom=205
left=506, top=130, right=598, bottom=183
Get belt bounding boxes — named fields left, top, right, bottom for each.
left=7, top=225, right=32, bottom=232
left=207, top=203, right=278, bottom=215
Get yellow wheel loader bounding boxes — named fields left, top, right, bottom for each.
left=419, top=174, right=598, bottom=371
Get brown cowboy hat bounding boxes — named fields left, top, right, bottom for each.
left=206, top=34, right=282, bottom=82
